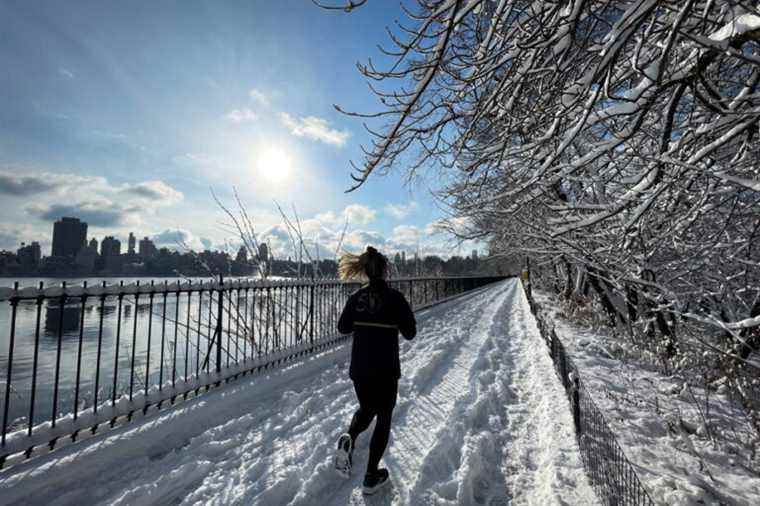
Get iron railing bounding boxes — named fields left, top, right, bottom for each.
left=0, top=275, right=504, bottom=468
left=522, top=280, right=657, bottom=506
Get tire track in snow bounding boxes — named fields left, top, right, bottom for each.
left=385, top=280, right=516, bottom=505
left=403, top=281, right=519, bottom=505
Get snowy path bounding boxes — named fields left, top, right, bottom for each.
left=0, top=279, right=596, bottom=505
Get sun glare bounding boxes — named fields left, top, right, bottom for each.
left=253, top=146, right=293, bottom=186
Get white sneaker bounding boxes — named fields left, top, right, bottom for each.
left=334, top=433, right=353, bottom=478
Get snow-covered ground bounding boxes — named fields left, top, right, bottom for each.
left=0, top=279, right=597, bottom=505
left=535, top=290, right=760, bottom=506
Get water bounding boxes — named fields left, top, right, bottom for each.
left=0, top=276, right=336, bottom=434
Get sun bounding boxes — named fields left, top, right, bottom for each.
left=253, top=146, right=293, bottom=186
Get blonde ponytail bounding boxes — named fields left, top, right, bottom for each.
left=338, top=246, right=388, bottom=281
left=338, top=251, right=365, bottom=280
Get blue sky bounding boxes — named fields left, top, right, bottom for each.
left=0, top=0, right=476, bottom=259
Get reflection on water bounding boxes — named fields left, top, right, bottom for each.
left=44, top=303, right=81, bottom=336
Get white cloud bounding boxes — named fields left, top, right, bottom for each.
left=25, top=199, right=141, bottom=228
left=252, top=208, right=478, bottom=262
left=151, top=228, right=210, bottom=251
left=213, top=215, right=479, bottom=263
left=314, top=210, right=338, bottom=223
left=0, top=169, right=104, bottom=196
left=249, top=88, right=271, bottom=107
left=342, top=230, right=386, bottom=251
left=0, top=224, right=44, bottom=251
left=390, top=225, right=421, bottom=247
left=0, top=168, right=184, bottom=235
left=424, top=221, right=443, bottom=236
left=316, top=204, right=376, bottom=226
left=279, top=113, right=350, bottom=147
left=58, top=68, right=74, bottom=79
left=385, top=201, right=418, bottom=219
left=120, top=180, right=183, bottom=205
left=0, top=169, right=183, bottom=207
left=344, top=204, right=376, bottom=225
left=225, top=108, right=258, bottom=123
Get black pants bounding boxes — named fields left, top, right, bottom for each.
left=347, top=377, right=398, bottom=473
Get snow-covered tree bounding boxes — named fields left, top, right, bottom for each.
left=323, top=0, right=760, bottom=430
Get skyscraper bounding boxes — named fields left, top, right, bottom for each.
left=75, top=239, right=98, bottom=271
left=258, top=243, right=269, bottom=263
left=17, top=242, right=41, bottom=269
left=100, top=236, right=121, bottom=256
left=100, top=236, right=122, bottom=272
left=128, top=232, right=136, bottom=255
left=139, top=236, right=157, bottom=258
left=51, top=217, right=87, bottom=257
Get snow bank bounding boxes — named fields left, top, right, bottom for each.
left=535, top=290, right=760, bottom=506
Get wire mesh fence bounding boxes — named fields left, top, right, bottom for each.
left=0, top=275, right=504, bottom=469
left=523, top=280, right=657, bottom=506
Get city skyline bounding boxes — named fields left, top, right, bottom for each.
left=1, top=212, right=482, bottom=261
left=0, top=213, right=490, bottom=279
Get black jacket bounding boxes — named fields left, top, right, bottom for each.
left=338, top=279, right=417, bottom=380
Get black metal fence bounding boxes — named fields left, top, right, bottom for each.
left=522, top=280, right=657, bottom=506
left=0, top=275, right=503, bottom=468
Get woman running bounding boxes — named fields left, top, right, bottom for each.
left=334, top=246, right=417, bottom=495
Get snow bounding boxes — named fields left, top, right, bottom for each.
left=0, top=338, right=346, bottom=460
left=0, top=279, right=597, bottom=505
left=535, top=291, right=760, bottom=506
left=709, top=13, right=760, bottom=42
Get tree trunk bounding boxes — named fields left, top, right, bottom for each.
left=626, top=284, right=639, bottom=323
left=587, top=267, right=620, bottom=328
left=562, top=258, right=573, bottom=300
left=573, top=267, right=586, bottom=297
left=655, top=307, right=678, bottom=358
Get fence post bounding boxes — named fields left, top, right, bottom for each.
left=524, top=257, right=532, bottom=300
left=2, top=284, right=19, bottom=446
left=572, top=375, right=581, bottom=435
left=216, top=275, right=224, bottom=375
left=558, top=334, right=568, bottom=390
left=550, top=325, right=556, bottom=357
left=309, top=278, right=315, bottom=346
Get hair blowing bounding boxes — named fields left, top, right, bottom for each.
left=338, top=246, right=388, bottom=281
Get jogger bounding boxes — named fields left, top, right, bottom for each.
left=334, top=246, right=416, bottom=494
